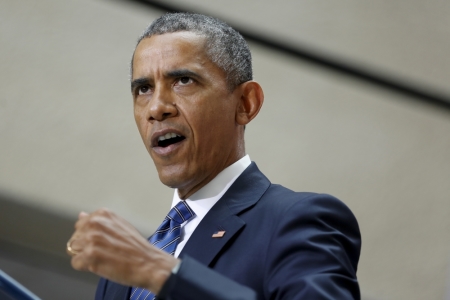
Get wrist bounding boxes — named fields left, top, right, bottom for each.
left=143, top=251, right=180, bottom=295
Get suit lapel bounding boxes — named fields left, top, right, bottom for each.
left=179, top=163, right=270, bottom=266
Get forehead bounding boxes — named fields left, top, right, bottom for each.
left=132, top=32, right=211, bottom=78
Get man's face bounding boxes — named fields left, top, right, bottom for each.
left=132, top=32, right=243, bottom=199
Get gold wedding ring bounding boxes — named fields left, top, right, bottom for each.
left=66, top=239, right=80, bottom=256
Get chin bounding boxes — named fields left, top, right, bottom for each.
left=157, top=173, right=178, bottom=188
left=156, top=167, right=189, bottom=189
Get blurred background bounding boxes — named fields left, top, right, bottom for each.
left=1, top=0, right=449, bottom=299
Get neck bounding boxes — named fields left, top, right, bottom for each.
left=178, top=151, right=246, bottom=200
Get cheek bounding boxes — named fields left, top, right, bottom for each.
left=194, top=116, right=231, bottom=151
left=133, top=112, right=148, bottom=140
left=133, top=112, right=142, bottom=131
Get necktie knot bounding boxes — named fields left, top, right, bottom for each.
left=166, top=200, right=195, bottom=225
left=151, top=201, right=195, bottom=252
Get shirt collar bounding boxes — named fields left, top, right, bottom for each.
left=171, top=155, right=251, bottom=219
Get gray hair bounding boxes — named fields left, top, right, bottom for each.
left=133, top=13, right=253, bottom=90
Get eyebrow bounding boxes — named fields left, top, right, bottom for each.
left=130, top=69, right=202, bottom=92
left=130, top=78, right=150, bottom=92
left=166, top=69, right=201, bottom=80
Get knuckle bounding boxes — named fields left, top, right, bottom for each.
left=86, top=215, right=104, bottom=229
left=97, top=207, right=111, bottom=216
left=86, top=231, right=106, bottom=245
left=83, top=245, right=97, bottom=258
left=87, top=217, right=98, bottom=227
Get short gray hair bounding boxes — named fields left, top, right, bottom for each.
left=133, top=13, right=253, bottom=90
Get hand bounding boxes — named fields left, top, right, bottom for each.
left=67, top=208, right=178, bottom=294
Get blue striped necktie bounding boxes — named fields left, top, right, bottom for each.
left=130, top=201, right=196, bottom=300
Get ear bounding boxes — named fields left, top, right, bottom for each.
left=235, top=81, right=264, bottom=126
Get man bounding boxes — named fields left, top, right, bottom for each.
left=67, top=13, right=361, bottom=300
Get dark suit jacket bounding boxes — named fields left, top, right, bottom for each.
left=95, top=163, right=361, bottom=300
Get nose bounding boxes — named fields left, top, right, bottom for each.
left=146, top=85, right=178, bottom=122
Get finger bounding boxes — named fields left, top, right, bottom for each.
left=75, top=210, right=101, bottom=231
left=70, top=233, right=106, bottom=272
left=71, top=251, right=90, bottom=271
left=66, top=237, right=83, bottom=257
left=79, top=211, right=89, bottom=219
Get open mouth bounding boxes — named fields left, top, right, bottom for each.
left=157, top=132, right=186, bottom=148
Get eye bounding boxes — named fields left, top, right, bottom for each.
left=138, top=85, right=151, bottom=95
left=177, top=77, right=193, bottom=86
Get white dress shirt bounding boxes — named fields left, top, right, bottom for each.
left=171, top=155, right=251, bottom=257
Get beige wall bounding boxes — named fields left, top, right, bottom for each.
left=1, top=1, right=449, bottom=299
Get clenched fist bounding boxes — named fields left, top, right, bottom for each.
left=67, top=208, right=178, bottom=295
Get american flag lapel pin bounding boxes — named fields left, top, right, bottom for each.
left=212, top=230, right=226, bottom=238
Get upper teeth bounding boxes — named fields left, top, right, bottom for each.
left=158, top=132, right=180, bottom=141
